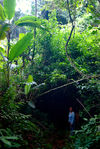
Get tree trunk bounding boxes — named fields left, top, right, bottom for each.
left=65, top=0, right=84, bottom=76
left=32, top=0, right=37, bottom=60
left=7, top=30, right=10, bottom=87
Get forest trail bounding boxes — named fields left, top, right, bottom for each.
left=52, top=139, right=66, bottom=149
left=46, top=130, right=70, bottom=149
left=48, top=136, right=65, bottom=149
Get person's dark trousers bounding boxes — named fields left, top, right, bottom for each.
left=70, top=123, right=75, bottom=136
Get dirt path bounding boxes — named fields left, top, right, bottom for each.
left=46, top=130, right=70, bottom=149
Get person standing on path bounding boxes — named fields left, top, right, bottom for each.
left=68, top=107, right=75, bottom=136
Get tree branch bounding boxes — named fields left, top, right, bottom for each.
left=67, top=0, right=74, bottom=25
left=65, top=0, right=84, bottom=76
left=76, top=98, right=92, bottom=118
left=38, top=74, right=100, bottom=97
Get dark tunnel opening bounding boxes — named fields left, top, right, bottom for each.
left=35, top=85, right=81, bottom=128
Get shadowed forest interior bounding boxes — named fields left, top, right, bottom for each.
left=0, top=0, right=100, bottom=149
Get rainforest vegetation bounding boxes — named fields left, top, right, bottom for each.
left=0, top=0, right=100, bottom=148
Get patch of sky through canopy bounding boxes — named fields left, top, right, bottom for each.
left=16, top=0, right=33, bottom=14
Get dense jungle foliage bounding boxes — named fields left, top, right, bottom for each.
left=0, top=0, right=100, bottom=148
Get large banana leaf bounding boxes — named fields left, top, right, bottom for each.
left=9, top=32, right=33, bottom=61
left=3, top=0, right=16, bottom=20
left=15, top=16, right=40, bottom=23
left=15, top=16, right=47, bottom=30
left=0, top=4, right=6, bottom=21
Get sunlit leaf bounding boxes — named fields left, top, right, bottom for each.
left=24, top=75, right=36, bottom=95
left=25, top=84, right=31, bottom=95
left=9, top=32, right=33, bottom=61
left=3, top=0, right=16, bottom=20
left=19, top=33, right=25, bottom=40
left=15, top=16, right=47, bottom=30
left=0, top=4, right=6, bottom=21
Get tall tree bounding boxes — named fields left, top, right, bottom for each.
left=32, top=0, right=37, bottom=60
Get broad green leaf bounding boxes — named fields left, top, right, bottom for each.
left=27, top=75, right=33, bottom=83
left=19, top=33, right=25, bottom=40
left=26, top=75, right=37, bottom=85
left=0, top=4, right=6, bottom=21
left=5, top=136, right=18, bottom=140
left=15, top=16, right=40, bottom=23
left=24, top=75, right=37, bottom=95
left=3, top=0, right=16, bottom=20
left=15, top=16, right=46, bottom=30
left=9, top=32, right=33, bottom=61
left=25, top=84, right=31, bottom=95
left=25, top=75, right=33, bottom=95
left=0, top=137, right=11, bottom=146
